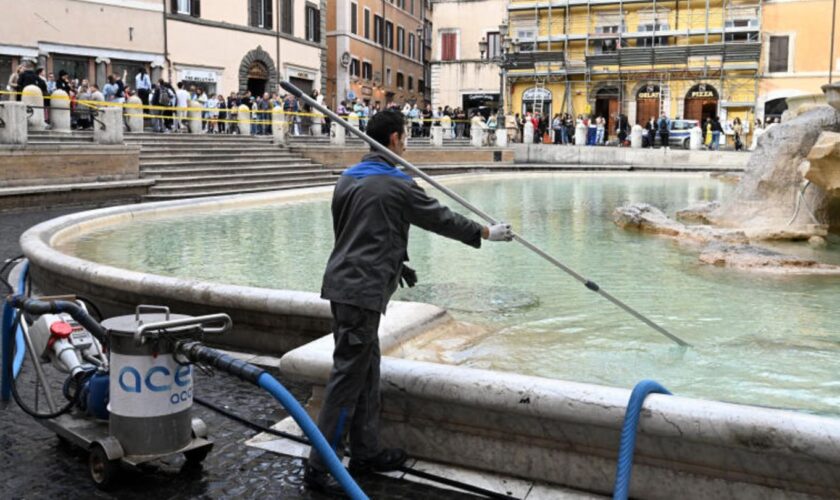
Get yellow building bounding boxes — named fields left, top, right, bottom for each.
left=505, top=0, right=762, bottom=133
left=759, top=0, right=840, bottom=120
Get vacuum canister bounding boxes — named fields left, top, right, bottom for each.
left=103, top=311, right=194, bottom=456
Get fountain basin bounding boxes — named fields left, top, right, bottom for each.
left=282, top=316, right=840, bottom=499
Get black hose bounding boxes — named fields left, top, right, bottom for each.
left=6, top=296, right=107, bottom=345
left=0, top=255, right=24, bottom=295
left=193, top=395, right=515, bottom=500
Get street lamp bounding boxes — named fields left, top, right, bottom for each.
left=479, top=21, right=516, bottom=117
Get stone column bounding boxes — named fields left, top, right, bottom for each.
left=495, top=128, right=508, bottom=147
left=125, top=95, right=144, bottom=133
left=471, top=127, right=485, bottom=148
left=523, top=121, right=534, bottom=144
left=310, top=111, right=322, bottom=136
left=50, top=89, right=71, bottom=133
left=690, top=126, right=703, bottom=150
left=574, top=123, right=587, bottom=145
left=238, top=104, right=252, bottom=136
left=441, top=116, right=452, bottom=139
left=630, top=125, right=643, bottom=148
left=272, top=111, right=287, bottom=145
left=0, top=102, right=28, bottom=145
left=94, top=107, right=124, bottom=144
left=95, top=58, right=110, bottom=88
left=348, top=112, right=359, bottom=129
left=430, top=126, right=443, bottom=147
left=189, top=100, right=204, bottom=134
left=21, top=85, right=46, bottom=131
left=330, top=121, right=346, bottom=146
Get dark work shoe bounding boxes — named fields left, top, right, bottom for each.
left=304, top=465, right=346, bottom=497
left=349, top=448, right=408, bottom=475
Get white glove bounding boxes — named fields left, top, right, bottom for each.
left=486, top=222, right=513, bottom=242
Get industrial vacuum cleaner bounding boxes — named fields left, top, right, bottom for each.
left=1, top=260, right=368, bottom=497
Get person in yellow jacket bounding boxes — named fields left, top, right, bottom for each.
left=704, top=118, right=713, bottom=148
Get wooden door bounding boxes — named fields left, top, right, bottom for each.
left=636, top=99, right=659, bottom=125
left=685, top=98, right=717, bottom=122
left=608, top=98, right=619, bottom=134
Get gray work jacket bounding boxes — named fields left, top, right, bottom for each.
left=321, top=152, right=483, bottom=313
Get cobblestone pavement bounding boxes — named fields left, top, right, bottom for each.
left=0, top=205, right=478, bottom=500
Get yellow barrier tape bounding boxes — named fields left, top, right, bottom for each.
left=3, top=89, right=476, bottom=123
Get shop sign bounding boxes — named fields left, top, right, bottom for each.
left=688, top=84, right=717, bottom=99
left=180, top=69, right=218, bottom=83
left=638, top=85, right=659, bottom=99
left=466, top=94, right=498, bottom=101
left=522, top=87, right=552, bottom=101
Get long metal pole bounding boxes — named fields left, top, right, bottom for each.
left=279, top=81, right=690, bottom=347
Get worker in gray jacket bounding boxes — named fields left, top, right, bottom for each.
left=305, top=110, right=513, bottom=494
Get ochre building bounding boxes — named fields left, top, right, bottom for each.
left=505, top=0, right=764, bottom=132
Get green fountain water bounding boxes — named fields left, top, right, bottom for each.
left=58, top=173, right=840, bottom=415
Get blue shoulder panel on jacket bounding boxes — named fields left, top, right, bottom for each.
left=342, top=161, right=412, bottom=181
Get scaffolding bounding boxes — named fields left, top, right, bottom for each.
left=506, top=0, right=763, bottom=121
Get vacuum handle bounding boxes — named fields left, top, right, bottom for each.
left=134, top=313, right=232, bottom=345
left=7, top=295, right=107, bottom=343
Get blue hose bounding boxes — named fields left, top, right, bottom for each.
left=12, top=260, right=29, bottom=378
left=613, top=379, right=672, bottom=500
left=257, top=372, right=369, bottom=500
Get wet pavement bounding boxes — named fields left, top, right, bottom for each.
left=0, top=204, right=478, bottom=499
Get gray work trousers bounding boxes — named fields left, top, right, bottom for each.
left=308, top=301, right=382, bottom=471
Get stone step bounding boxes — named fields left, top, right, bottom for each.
left=139, top=152, right=301, bottom=161
left=148, top=170, right=334, bottom=185
left=144, top=166, right=329, bottom=180
left=141, top=163, right=322, bottom=176
left=138, top=146, right=289, bottom=153
left=143, top=180, right=336, bottom=201
left=147, top=176, right=336, bottom=194
left=140, top=158, right=318, bottom=168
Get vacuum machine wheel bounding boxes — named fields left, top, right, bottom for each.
left=89, top=444, right=120, bottom=490
left=184, top=446, right=211, bottom=465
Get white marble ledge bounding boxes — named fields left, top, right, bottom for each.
left=245, top=416, right=606, bottom=499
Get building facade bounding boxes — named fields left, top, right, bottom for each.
left=327, top=0, right=427, bottom=108
left=504, top=0, right=763, bottom=131
left=758, top=0, right=840, bottom=120
left=430, top=0, right=507, bottom=115
left=2, top=0, right=325, bottom=99
left=1, top=0, right=165, bottom=91
left=165, top=0, right=326, bottom=97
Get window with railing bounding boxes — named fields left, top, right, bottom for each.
left=725, top=18, right=759, bottom=42
left=637, top=22, right=670, bottom=47
left=514, top=25, right=536, bottom=52
left=596, top=25, right=620, bottom=54
left=485, top=31, right=500, bottom=59
left=305, top=4, right=320, bottom=42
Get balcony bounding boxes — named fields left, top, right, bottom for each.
left=585, top=42, right=760, bottom=67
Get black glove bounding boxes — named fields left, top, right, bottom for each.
left=399, top=265, right=418, bottom=288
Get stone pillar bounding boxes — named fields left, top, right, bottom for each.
left=125, top=95, right=144, bottom=133
left=310, top=111, right=322, bottom=136
left=272, top=111, right=287, bottom=145
left=431, top=126, right=443, bottom=147
left=495, top=128, right=508, bottom=147
left=330, top=121, right=346, bottom=146
left=347, top=112, right=359, bottom=129
left=630, top=124, right=643, bottom=148
left=0, top=102, right=28, bottom=145
left=690, top=126, right=703, bottom=150
left=574, top=123, right=587, bottom=145
left=50, top=89, right=71, bottom=133
left=21, top=85, right=46, bottom=131
left=95, top=58, right=110, bottom=88
left=189, top=100, right=204, bottom=134
left=523, top=121, right=534, bottom=144
left=471, top=127, right=484, bottom=148
left=238, top=104, right=252, bottom=136
left=94, top=107, right=124, bottom=144
left=441, top=116, right=452, bottom=139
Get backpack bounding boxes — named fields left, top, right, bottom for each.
left=658, top=117, right=668, bottom=131
left=160, top=87, right=172, bottom=106
left=115, top=80, right=125, bottom=99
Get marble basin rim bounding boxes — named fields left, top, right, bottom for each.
left=18, top=172, right=840, bottom=498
